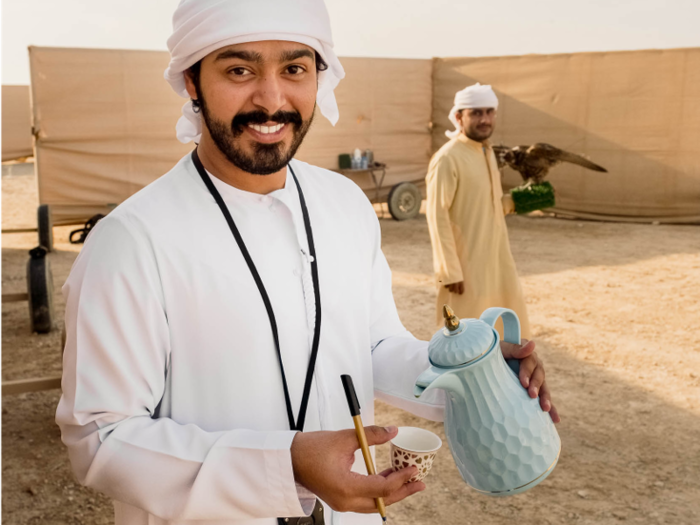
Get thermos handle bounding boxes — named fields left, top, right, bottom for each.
left=479, top=307, right=522, bottom=376
left=479, top=307, right=521, bottom=345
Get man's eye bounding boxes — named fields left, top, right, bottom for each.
left=287, top=65, right=305, bottom=75
left=229, top=67, right=250, bottom=76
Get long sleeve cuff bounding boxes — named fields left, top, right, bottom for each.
left=372, top=336, right=445, bottom=422
left=72, top=420, right=311, bottom=521
left=261, top=431, right=310, bottom=518
left=436, top=270, right=464, bottom=287
left=295, top=483, right=318, bottom=517
left=502, top=193, right=515, bottom=215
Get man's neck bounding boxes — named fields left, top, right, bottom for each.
left=195, top=136, right=287, bottom=195
left=461, top=131, right=487, bottom=146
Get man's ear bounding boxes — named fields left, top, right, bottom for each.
left=184, top=68, right=198, bottom=101
left=455, top=109, right=463, bottom=128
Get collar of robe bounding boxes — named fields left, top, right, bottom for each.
left=456, top=133, right=492, bottom=150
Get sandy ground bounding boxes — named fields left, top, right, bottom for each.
left=2, top=167, right=699, bottom=525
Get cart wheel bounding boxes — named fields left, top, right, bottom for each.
left=37, top=204, right=54, bottom=252
left=26, top=246, right=54, bottom=334
left=387, top=182, right=421, bottom=221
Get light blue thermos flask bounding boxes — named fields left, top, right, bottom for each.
left=414, top=306, right=561, bottom=496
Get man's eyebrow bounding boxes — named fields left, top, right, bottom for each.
left=278, top=49, right=315, bottom=63
left=214, top=49, right=264, bottom=63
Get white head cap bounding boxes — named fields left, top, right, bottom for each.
left=164, top=0, right=345, bottom=143
left=445, top=83, right=499, bottom=139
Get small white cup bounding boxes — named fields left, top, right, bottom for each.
left=390, top=426, right=442, bottom=482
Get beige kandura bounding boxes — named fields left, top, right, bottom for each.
left=425, top=133, right=531, bottom=338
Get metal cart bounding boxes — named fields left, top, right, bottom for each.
left=337, top=163, right=423, bottom=221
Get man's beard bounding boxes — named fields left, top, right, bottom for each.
left=465, top=124, right=494, bottom=142
left=198, top=97, right=314, bottom=175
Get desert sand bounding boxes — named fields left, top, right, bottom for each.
left=2, top=167, right=699, bottom=524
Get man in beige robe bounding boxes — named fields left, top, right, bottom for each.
left=426, top=83, right=531, bottom=338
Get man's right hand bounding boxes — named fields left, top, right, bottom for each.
left=445, top=281, right=465, bottom=295
left=290, top=425, right=425, bottom=513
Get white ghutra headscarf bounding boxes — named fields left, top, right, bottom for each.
left=164, top=0, right=346, bottom=144
left=445, top=83, right=499, bottom=139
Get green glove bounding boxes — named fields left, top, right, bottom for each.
left=510, top=182, right=556, bottom=214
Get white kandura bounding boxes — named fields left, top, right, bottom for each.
left=56, top=154, right=444, bottom=525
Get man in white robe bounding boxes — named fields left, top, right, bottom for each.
left=56, top=2, right=558, bottom=524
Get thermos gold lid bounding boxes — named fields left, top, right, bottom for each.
left=443, top=305, right=460, bottom=331
left=428, top=305, right=496, bottom=368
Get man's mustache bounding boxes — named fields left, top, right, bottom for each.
left=231, top=110, right=303, bottom=134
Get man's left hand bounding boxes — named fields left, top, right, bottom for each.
left=500, top=339, right=561, bottom=423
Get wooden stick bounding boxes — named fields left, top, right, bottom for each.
left=2, top=376, right=62, bottom=395
left=2, top=293, right=29, bottom=303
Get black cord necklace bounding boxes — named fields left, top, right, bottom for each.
left=191, top=148, right=322, bottom=433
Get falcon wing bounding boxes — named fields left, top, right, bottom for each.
left=528, top=143, right=608, bottom=172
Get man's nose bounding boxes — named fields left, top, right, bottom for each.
left=250, top=74, right=286, bottom=116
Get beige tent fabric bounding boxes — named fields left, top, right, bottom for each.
left=2, top=85, right=33, bottom=161
left=30, top=46, right=698, bottom=225
left=29, top=47, right=432, bottom=225
left=432, top=49, right=700, bottom=224
left=297, top=57, right=433, bottom=195
left=426, top=134, right=531, bottom=337
left=29, top=47, right=194, bottom=225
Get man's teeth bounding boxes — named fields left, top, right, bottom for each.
left=249, top=123, right=285, bottom=134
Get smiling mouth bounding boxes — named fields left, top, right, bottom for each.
left=247, top=123, right=286, bottom=135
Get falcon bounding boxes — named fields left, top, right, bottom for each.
left=493, top=143, right=607, bottom=186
